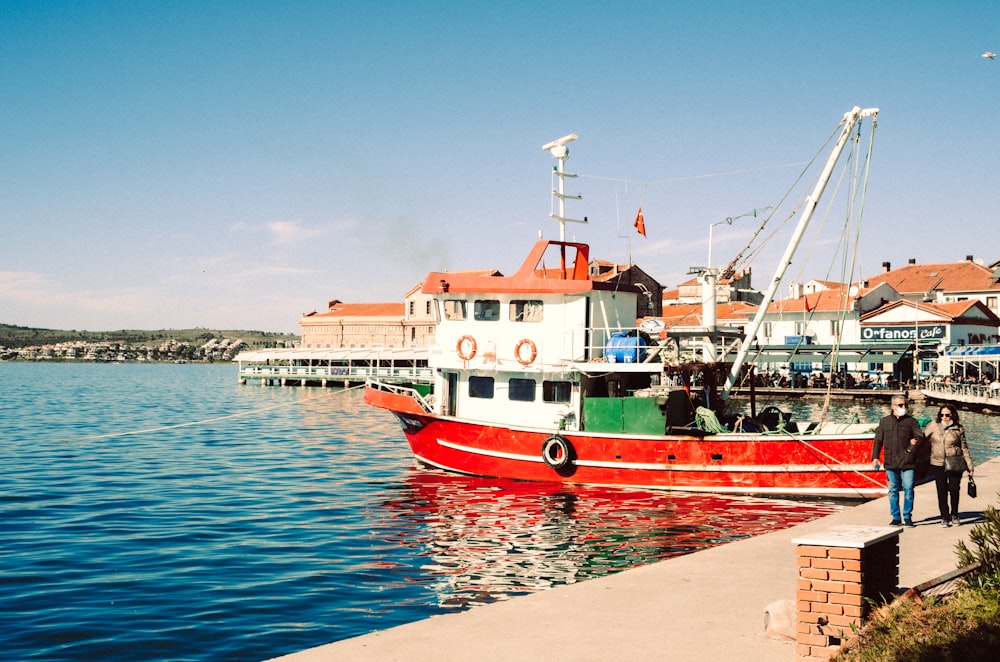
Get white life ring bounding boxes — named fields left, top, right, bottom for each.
left=456, top=335, right=477, bottom=361
left=514, top=338, right=537, bottom=366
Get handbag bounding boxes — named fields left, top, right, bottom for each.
left=968, top=477, right=977, bottom=499
left=945, top=455, right=968, bottom=473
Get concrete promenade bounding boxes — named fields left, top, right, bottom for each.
left=270, top=458, right=999, bottom=662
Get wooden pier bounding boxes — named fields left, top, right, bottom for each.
left=234, top=347, right=430, bottom=387
left=730, top=386, right=910, bottom=402
left=921, top=382, right=1000, bottom=413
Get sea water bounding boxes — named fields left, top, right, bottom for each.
left=2, top=363, right=997, bottom=661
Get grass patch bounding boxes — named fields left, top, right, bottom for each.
left=836, top=497, right=1000, bottom=661
left=834, top=588, right=1000, bottom=661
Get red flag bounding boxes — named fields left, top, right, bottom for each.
left=804, top=295, right=811, bottom=312
left=634, top=207, right=646, bottom=237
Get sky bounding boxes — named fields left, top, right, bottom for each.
left=3, top=1, right=999, bottom=333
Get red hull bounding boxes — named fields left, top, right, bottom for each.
left=365, top=386, right=887, bottom=499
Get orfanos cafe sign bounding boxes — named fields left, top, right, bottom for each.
left=861, top=325, right=947, bottom=342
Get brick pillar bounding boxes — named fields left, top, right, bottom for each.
left=791, top=526, right=900, bottom=660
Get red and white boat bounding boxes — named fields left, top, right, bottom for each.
left=365, top=107, right=887, bottom=499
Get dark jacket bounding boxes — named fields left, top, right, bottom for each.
left=871, top=413, right=926, bottom=470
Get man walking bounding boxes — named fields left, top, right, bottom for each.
left=872, top=395, right=926, bottom=526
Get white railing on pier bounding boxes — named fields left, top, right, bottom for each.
left=239, top=364, right=433, bottom=381
left=234, top=346, right=431, bottom=385
left=922, top=381, right=1000, bottom=407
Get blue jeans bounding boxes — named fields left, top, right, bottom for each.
left=886, top=468, right=915, bottom=521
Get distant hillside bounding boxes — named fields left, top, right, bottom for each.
left=0, top=324, right=298, bottom=349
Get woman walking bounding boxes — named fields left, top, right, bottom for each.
left=925, top=406, right=975, bottom=527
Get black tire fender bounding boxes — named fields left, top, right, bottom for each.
left=541, top=434, right=575, bottom=471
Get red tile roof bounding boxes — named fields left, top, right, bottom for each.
left=302, top=303, right=405, bottom=320
left=767, top=284, right=858, bottom=314
left=864, top=261, right=1000, bottom=295
left=860, top=298, right=1000, bottom=325
left=657, top=301, right=758, bottom=327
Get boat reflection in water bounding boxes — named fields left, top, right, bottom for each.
left=378, top=469, right=843, bottom=610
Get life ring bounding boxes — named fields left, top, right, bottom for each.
left=456, top=335, right=477, bottom=361
left=541, top=434, right=575, bottom=471
left=514, top=338, right=537, bottom=366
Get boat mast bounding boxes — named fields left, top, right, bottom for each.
left=721, top=106, right=879, bottom=400
left=542, top=134, right=585, bottom=243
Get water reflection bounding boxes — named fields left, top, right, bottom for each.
left=378, top=470, right=843, bottom=609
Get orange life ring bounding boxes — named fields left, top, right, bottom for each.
left=456, top=335, right=477, bottom=361
left=514, top=338, right=537, bottom=366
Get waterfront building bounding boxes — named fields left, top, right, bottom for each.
left=662, top=269, right=759, bottom=307
left=860, top=298, right=1000, bottom=378
left=590, top=260, right=665, bottom=318
left=864, top=255, right=1000, bottom=317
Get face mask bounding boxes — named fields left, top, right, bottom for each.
left=894, top=405, right=906, bottom=414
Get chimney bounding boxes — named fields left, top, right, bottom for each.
left=908, top=258, right=916, bottom=265
left=882, top=261, right=891, bottom=273
left=967, top=255, right=974, bottom=262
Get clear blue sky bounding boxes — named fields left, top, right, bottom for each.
left=2, top=2, right=998, bottom=333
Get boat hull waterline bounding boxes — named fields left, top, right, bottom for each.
left=364, top=387, right=886, bottom=498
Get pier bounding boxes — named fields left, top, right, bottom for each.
left=235, top=347, right=430, bottom=387
left=922, top=381, right=1000, bottom=413
left=732, top=385, right=911, bottom=403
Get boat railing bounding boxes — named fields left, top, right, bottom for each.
left=365, top=379, right=434, bottom=413
left=581, top=325, right=673, bottom=364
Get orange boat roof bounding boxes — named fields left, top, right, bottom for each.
left=421, top=240, right=638, bottom=296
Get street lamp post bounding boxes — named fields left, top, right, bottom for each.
left=707, top=207, right=772, bottom=270
left=698, top=207, right=772, bottom=362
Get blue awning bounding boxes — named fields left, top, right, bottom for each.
left=944, top=345, right=1000, bottom=357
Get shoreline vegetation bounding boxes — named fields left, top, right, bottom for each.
left=0, top=324, right=299, bottom=363
left=834, top=496, right=1000, bottom=661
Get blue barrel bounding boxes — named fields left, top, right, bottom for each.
left=605, top=332, right=647, bottom=363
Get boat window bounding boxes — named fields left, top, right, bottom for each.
left=542, top=380, right=571, bottom=403
left=474, top=300, right=500, bottom=321
left=509, top=300, right=544, bottom=322
left=509, top=378, right=536, bottom=402
left=443, top=300, right=467, bottom=320
left=469, top=376, right=494, bottom=399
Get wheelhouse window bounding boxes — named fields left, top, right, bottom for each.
left=509, top=300, right=544, bottom=322
left=542, top=380, right=572, bottom=403
left=509, top=378, right=536, bottom=402
left=469, top=376, right=494, bottom=399
left=474, top=299, right=500, bottom=321
left=443, top=300, right=467, bottom=320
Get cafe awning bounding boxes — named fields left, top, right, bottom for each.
left=753, top=342, right=913, bottom=364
